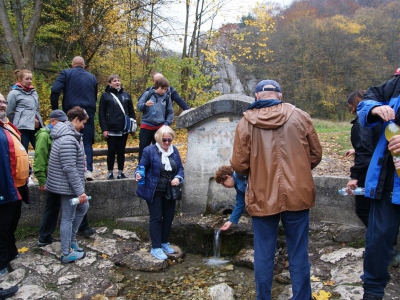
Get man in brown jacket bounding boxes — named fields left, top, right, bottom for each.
left=230, top=79, right=322, bottom=300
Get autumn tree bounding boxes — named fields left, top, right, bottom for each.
left=0, top=0, right=43, bottom=69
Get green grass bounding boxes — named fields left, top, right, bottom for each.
left=15, top=226, right=39, bottom=240
left=312, top=118, right=352, bottom=133
left=91, top=218, right=149, bottom=241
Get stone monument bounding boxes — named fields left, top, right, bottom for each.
left=176, top=94, right=254, bottom=214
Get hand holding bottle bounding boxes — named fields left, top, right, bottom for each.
left=385, top=121, right=400, bottom=177
left=370, top=105, right=395, bottom=122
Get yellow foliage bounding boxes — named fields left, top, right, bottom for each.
left=18, top=247, right=29, bottom=253
left=312, top=290, right=332, bottom=300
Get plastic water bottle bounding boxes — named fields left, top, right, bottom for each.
left=149, top=99, right=156, bottom=115
left=137, top=166, right=145, bottom=185
left=385, top=121, right=400, bottom=177
left=338, top=187, right=365, bottom=196
left=0, top=196, right=4, bottom=201
left=69, top=196, right=91, bottom=205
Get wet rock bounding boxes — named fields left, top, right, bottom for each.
left=113, top=229, right=140, bottom=241
left=119, top=250, right=169, bottom=271
left=231, top=248, right=254, bottom=269
left=333, top=285, right=363, bottom=300
left=209, top=282, right=235, bottom=300
left=104, top=283, right=123, bottom=297
left=3, top=269, right=25, bottom=286
left=333, top=225, right=366, bottom=243
left=75, top=251, right=97, bottom=267
left=320, top=247, right=364, bottom=264
left=331, top=263, right=363, bottom=284
left=96, top=226, right=109, bottom=234
left=86, top=236, right=118, bottom=256
left=8, top=284, right=61, bottom=299
left=274, top=271, right=291, bottom=284
left=57, top=274, right=80, bottom=285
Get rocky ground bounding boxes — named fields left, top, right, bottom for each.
left=1, top=214, right=400, bottom=300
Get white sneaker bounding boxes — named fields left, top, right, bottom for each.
left=85, top=171, right=94, bottom=181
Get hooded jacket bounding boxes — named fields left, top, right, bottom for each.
left=46, top=121, right=85, bottom=196
left=98, top=85, right=136, bottom=132
left=6, top=85, right=44, bottom=130
left=0, top=118, right=29, bottom=204
left=33, top=125, right=53, bottom=186
left=137, top=89, right=174, bottom=127
left=230, top=100, right=322, bottom=217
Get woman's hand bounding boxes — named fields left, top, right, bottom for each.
left=345, top=149, right=355, bottom=157
left=103, top=131, right=109, bottom=138
left=78, top=193, right=88, bottom=204
left=171, top=178, right=180, bottom=186
left=220, top=221, right=232, bottom=231
left=135, top=173, right=142, bottom=182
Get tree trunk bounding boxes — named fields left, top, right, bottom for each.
left=0, top=0, right=43, bottom=70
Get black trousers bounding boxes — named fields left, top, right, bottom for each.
left=146, top=191, right=176, bottom=249
left=38, top=190, right=91, bottom=242
left=106, top=134, right=129, bottom=171
left=0, top=201, right=21, bottom=270
left=355, top=194, right=372, bottom=228
left=138, top=128, right=156, bottom=162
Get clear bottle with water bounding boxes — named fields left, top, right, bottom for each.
left=338, top=187, right=365, bottom=196
left=0, top=196, right=4, bottom=201
left=148, top=99, right=156, bottom=115
left=137, top=166, right=145, bottom=185
left=69, top=196, right=91, bottom=205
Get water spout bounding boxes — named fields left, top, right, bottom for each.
left=214, top=229, right=221, bottom=259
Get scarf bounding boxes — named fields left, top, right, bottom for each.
left=246, top=99, right=282, bottom=111
left=155, top=143, right=174, bottom=171
left=12, top=82, right=35, bottom=92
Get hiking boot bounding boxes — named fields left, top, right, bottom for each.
left=78, top=227, right=96, bottom=237
left=0, top=285, right=18, bottom=299
left=85, top=171, right=94, bottom=181
left=61, top=251, right=85, bottom=263
left=38, top=237, right=60, bottom=247
left=117, top=173, right=127, bottom=179
left=362, top=293, right=382, bottom=300
left=150, top=248, right=168, bottom=260
left=107, top=173, right=114, bottom=180
left=161, top=242, right=175, bottom=254
left=71, top=241, right=84, bottom=252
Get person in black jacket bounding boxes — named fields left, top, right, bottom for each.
left=345, top=90, right=382, bottom=227
left=99, top=75, right=136, bottom=180
left=50, top=56, right=98, bottom=182
left=140, top=73, right=190, bottom=111
left=357, top=68, right=400, bottom=300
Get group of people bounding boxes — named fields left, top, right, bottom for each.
left=3, top=55, right=400, bottom=299
left=212, top=73, right=400, bottom=300
left=0, top=56, right=190, bottom=276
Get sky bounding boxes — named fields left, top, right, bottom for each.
left=163, top=0, right=294, bottom=52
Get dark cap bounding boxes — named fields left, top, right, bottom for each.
left=392, top=67, right=400, bottom=77
left=255, top=80, right=281, bottom=93
left=49, top=110, right=67, bottom=122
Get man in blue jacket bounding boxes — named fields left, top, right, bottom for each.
left=357, top=67, right=400, bottom=300
left=50, top=56, right=98, bottom=182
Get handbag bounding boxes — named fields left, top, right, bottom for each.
left=166, top=184, right=182, bottom=201
left=110, top=93, right=137, bottom=133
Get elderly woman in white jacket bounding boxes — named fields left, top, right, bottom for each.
left=46, top=106, right=89, bottom=264
left=6, top=69, right=44, bottom=152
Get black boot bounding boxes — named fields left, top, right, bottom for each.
left=0, top=285, right=18, bottom=299
left=362, top=293, right=382, bottom=300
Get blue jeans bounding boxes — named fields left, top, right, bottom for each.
left=362, top=191, right=400, bottom=297
left=252, top=210, right=312, bottom=300
left=81, top=123, right=94, bottom=172
left=20, top=129, right=37, bottom=152
left=60, top=195, right=89, bottom=255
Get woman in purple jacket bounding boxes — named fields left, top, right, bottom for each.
left=135, top=125, right=184, bottom=260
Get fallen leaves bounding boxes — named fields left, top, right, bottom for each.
left=312, top=290, right=332, bottom=300
left=18, top=247, right=29, bottom=253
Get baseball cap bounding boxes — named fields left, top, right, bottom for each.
left=255, top=80, right=281, bottom=93
left=392, top=67, right=400, bottom=77
left=49, top=109, right=67, bottom=122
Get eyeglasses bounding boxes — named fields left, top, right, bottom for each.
left=162, top=138, right=173, bottom=143
left=0, top=101, right=8, bottom=105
